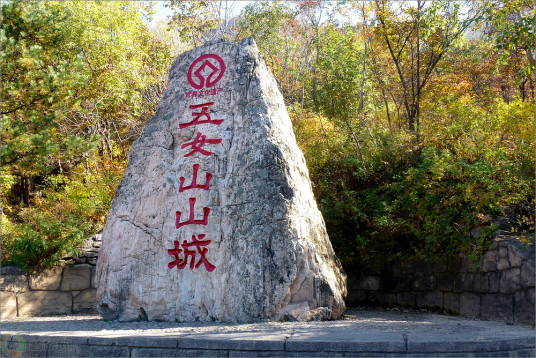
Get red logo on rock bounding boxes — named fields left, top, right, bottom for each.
left=187, top=54, right=225, bottom=89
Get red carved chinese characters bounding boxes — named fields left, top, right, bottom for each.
left=181, top=132, right=222, bottom=157
left=175, top=197, right=210, bottom=229
left=168, top=234, right=216, bottom=272
left=179, top=164, right=212, bottom=192
left=180, top=102, right=224, bottom=129
left=169, top=53, right=227, bottom=273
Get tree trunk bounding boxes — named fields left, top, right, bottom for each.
left=359, top=42, right=367, bottom=112
left=382, top=89, right=392, bottom=132
left=342, top=116, right=366, bottom=169
left=21, top=175, right=31, bottom=207
left=416, top=0, right=421, bottom=136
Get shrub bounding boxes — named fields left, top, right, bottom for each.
left=1, top=155, right=125, bottom=271
left=291, top=99, right=534, bottom=268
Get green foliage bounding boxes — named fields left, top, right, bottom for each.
left=314, top=25, right=366, bottom=119
left=1, top=155, right=125, bottom=270
left=1, top=0, right=533, bottom=275
left=2, top=211, right=87, bottom=271
left=1, top=1, right=173, bottom=271
left=1, top=1, right=172, bottom=175
left=292, top=98, right=535, bottom=267
left=237, top=1, right=310, bottom=103
left=166, top=0, right=220, bottom=45
left=1, top=2, right=96, bottom=177
left=238, top=1, right=295, bottom=46
left=482, top=0, right=535, bottom=77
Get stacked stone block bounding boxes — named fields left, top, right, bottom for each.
left=2, top=232, right=534, bottom=326
left=0, top=235, right=101, bottom=319
left=346, top=232, right=535, bottom=325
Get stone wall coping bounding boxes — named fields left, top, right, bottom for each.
left=1, top=310, right=534, bottom=357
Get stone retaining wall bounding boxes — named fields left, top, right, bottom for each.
left=2, top=232, right=534, bottom=325
left=1, top=235, right=101, bottom=319
left=346, top=232, right=535, bottom=325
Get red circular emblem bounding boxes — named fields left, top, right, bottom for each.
left=187, top=54, right=226, bottom=89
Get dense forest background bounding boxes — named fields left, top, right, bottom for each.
left=1, top=0, right=534, bottom=272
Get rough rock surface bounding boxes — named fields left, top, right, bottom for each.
left=96, top=38, right=346, bottom=322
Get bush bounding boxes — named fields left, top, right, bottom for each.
left=2, top=211, right=88, bottom=271
left=1, top=155, right=125, bottom=271
left=291, top=99, right=534, bottom=268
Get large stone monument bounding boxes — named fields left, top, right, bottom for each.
left=96, top=38, right=346, bottom=322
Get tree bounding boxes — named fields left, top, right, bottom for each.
left=373, top=0, right=481, bottom=132
left=1, top=1, right=172, bottom=203
left=166, top=0, right=241, bottom=46
left=237, top=1, right=308, bottom=103
left=481, top=0, right=535, bottom=101
left=1, top=2, right=94, bottom=205
left=58, top=2, right=173, bottom=153
left=1, top=1, right=174, bottom=269
left=313, top=25, right=369, bottom=165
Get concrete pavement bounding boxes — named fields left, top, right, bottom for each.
left=1, top=309, right=534, bottom=357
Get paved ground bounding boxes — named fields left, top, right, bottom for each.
left=1, top=309, right=534, bottom=357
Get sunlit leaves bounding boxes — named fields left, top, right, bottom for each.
left=314, top=26, right=365, bottom=120
left=481, top=0, right=535, bottom=77
left=0, top=1, right=173, bottom=270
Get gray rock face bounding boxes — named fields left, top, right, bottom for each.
left=96, top=38, right=346, bottom=322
